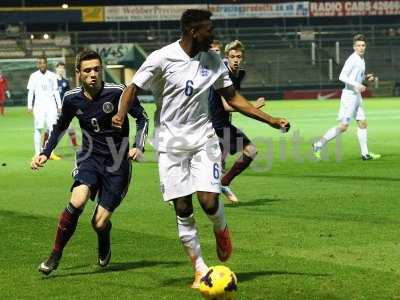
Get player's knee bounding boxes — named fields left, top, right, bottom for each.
left=69, top=197, right=86, bottom=210
left=243, top=144, right=257, bottom=158
left=92, top=216, right=107, bottom=231
left=174, top=197, right=193, bottom=218
left=70, top=185, right=90, bottom=208
left=70, top=195, right=87, bottom=209
left=198, top=193, right=219, bottom=215
left=175, top=206, right=193, bottom=218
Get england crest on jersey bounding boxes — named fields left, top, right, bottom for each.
left=200, top=65, right=209, bottom=77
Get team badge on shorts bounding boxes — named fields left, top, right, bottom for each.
left=103, top=102, right=114, bottom=114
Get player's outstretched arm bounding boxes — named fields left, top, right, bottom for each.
left=112, top=84, right=140, bottom=129
left=221, top=97, right=235, bottom=112
left=31, top=154, right=48, bottom=170
left=217, top=86, right=290, bottom=132
left=221, top=96, right=265, bottom=112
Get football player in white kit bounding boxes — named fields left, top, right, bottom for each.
left=27, top=56, right=62, bottom=158
left=313, top=34, right=381, bottom=161
left=112, top=9, right=290, bottom=288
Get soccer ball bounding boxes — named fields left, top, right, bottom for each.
left=199, top=265, right=237, bottom=300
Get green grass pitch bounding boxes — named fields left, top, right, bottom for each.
left=0, top=98, right=399, bottom=299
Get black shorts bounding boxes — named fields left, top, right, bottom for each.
left=71, top=154, right=132, bottom=212
left=214, top=124, right=252, bottom=156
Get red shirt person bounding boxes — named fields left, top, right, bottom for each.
left=0, top=71, right=10, bottom=115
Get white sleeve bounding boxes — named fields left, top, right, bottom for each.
left=27, top=73, right=34, bottom=90
left=213, top=59, right=233, bottom=90
left=52, top=75, right=62, bottom=109
left=27, top=90, right=34, bottom=110
left=132, top=51, right=163, bottom=90
left=27, top=74, right=34, bottom=109
left=339, top=56, right=361, bottom=89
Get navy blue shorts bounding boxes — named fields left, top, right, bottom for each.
left=71, top=154, right=132, bottom=212
left=215, top=124, right=252, bottom=156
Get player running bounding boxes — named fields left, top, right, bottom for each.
left=313, top=34, right=381, bottom=161
left=31, top=50, right=149, bottom=275
left=209, top=40, right=266, bottom=203
left=27, top=56, right=62, bottom=159
left=112, top=9, right=290, bottom=288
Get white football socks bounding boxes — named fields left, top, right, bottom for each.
left=357, top=127, right=369, bottom=156
left=177, top=214, right=208, bottom=274
left=34, top=128, right=42, bottom=155
left=207, top=200, right=227, bottom=232
left=316, top=126, right=341, bottom=148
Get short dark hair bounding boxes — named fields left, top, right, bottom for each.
left=75, top=50, right=102, bottom=71
left=180, top=9, right=212, bottom=33
left=353, top=34, right=366, bottom=44
left=37, top=55, right=47, bottom=62
left=56, top=61, right=65, bottom=67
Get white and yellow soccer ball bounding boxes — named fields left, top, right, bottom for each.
left=199, top=265, right=237, bottom=300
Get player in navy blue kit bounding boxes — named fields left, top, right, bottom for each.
left=56, top=62, right=71, bottom=99
left=209, top=40, right=266, bottom=203
left=54, top=61, right=79, bottom=149
left=31, top=50, right=149, bottom=275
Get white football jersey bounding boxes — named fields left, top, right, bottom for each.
left=27, top=70, right=61, bottom=110
left=133, top=40, right=232, bottom=152
left=339, top=52, right=365, bottom=94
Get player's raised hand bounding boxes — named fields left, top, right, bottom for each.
left=271, top=118, right=290, bottom=133
left=31, top=154, right=48, bottom=170
left=111, top=113, right=124, bottom=129
left=128, top=148, right=143, bottom=162
left=255, top=97, right=266, bottom=109
left=366, top=73, right=375, bottom=82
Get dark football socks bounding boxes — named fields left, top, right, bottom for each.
left=96, top=221, right=112, bottom=259
left=53, top=202, right=83, bottom=254
left=221, top=154, right=253, bottom=186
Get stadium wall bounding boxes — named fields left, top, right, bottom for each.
left=1, top=2, right=399, bottom=104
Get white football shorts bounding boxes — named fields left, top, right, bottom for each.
left=34, top=107, right=58, bottom=131
left=158, top=140, right=222, bottom=201
left=337, top=90, right=366, bottom=124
